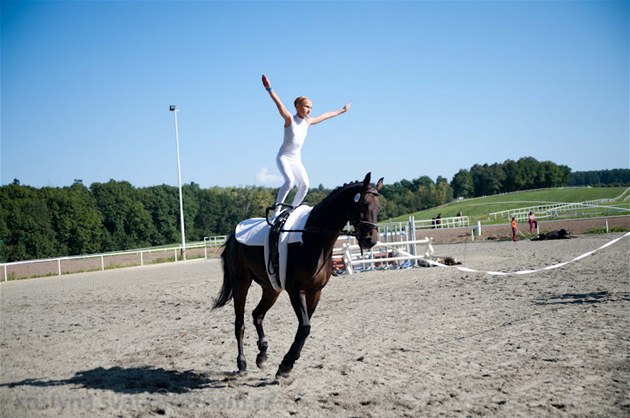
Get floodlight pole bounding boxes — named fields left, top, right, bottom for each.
left=170, top=105, right=186, bottom=261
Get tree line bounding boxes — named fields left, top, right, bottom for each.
left=1, top=157, right=628, bottom=262
left=568, top=169, right=630, bottom=187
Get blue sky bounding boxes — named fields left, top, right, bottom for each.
left=1, top=0, right=628, bottom=189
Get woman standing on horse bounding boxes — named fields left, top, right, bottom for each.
left=262, top=74, right=351, bottom=217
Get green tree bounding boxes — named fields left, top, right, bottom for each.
left=0, top=184, right=58, bottom=261
left=416, top=176, right=437, bottom=209
left=0, top=197, right=9, bottom=262
left=502, top=160, right=520, bottom=192
left=44, top=181, right=103, bottom=256
left=138, top=185, right=180, bottom=245
left=598, top=169, right=630, bottom=185
left=471, top=164, right=501, bottom=196
left=451, top=169, right=474, bottom=198
left=181, top=183, right=202, bottom=241
left=91, top=181, right=157, bottom=251
left=434, top=176, right=454, bottom=206
left=516, top=157, right=539, bottom=190
left=194, top=188, right=229, bottom=236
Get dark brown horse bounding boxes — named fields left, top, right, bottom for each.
left=213, top=172, right=383, bottom=377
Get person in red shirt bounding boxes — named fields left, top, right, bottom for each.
left=511, top=217, right=518, bottom=241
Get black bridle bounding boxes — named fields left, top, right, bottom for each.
left=345, top=188, right=380, bottom=238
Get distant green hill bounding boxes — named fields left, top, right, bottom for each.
left=389, top=187, right=630, bottom=225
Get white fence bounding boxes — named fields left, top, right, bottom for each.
left=6, top=209, right=626, bottom=281
left=490, top=202, right=630, bottom=222
left=488, top=188, right=630, bottom=222
left=2, top=213, right=459, bottom=281
left=381, top=215, right=469, bottom=234
left=1, top=236, right=227, bottom=282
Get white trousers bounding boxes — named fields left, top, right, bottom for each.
left=275, top=153, right=309, bottom=208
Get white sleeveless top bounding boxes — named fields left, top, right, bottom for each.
left=277, top=115, right=309, bottom=157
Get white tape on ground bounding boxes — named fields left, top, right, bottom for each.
left=427, top=231, right=630, bottom=276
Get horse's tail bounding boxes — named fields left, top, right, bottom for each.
left=213, top=233, right=237, bottom=310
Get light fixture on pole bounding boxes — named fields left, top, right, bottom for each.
left=169, top=105, right=186, bottom=261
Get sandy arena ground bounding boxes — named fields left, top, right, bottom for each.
left=1, top=233, right=629, bottom=417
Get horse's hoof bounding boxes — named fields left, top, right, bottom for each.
left=256, top=354, right=268, bottom=369
left=237, top=360, right=247, bottom=373
left=275, top=364, right=292, bottom=378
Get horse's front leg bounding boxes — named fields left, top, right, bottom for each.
left=276, top=289, right=312, bottom=378
left=252, top=286, right=281, bottom=369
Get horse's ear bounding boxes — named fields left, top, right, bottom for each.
left=362, top=172, right=371, bottom=187
left=376, top=177, right=384, bottom=191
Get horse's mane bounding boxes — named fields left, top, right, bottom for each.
left=314, top=180, right=363, bottom=209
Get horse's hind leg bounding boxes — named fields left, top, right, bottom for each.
left=252, top=286, right=281, bottom=369
left=233, top=278, right=252, bottom=373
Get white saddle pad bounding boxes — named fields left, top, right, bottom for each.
left=235, top=205, right=312, bottom=290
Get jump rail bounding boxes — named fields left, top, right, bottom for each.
left=333, top=237, right=435, bottom=274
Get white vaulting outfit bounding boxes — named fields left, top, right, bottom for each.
left=275, top=115, right=310, bottom=208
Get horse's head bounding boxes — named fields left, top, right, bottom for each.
left=348, top=172, right=384, bottom=250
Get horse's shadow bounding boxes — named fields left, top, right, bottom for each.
left=0, top=366, right=254, bottom=394
left=532, top=291, right=630, bottom=306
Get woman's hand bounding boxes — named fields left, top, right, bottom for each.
left=262, top=74, right=271, bottom=89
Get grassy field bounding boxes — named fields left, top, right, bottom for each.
left=390, top=186, right=630, bottom=225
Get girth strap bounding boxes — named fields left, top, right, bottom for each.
left=267, top=208, right=293, bottom=286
